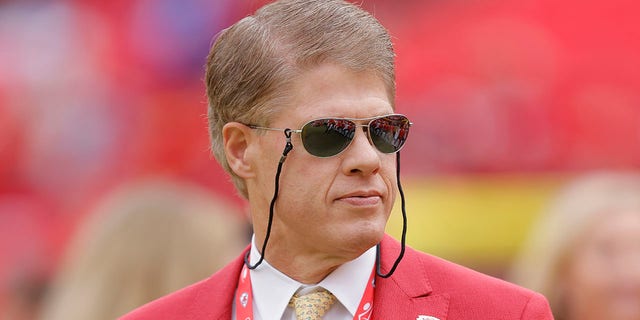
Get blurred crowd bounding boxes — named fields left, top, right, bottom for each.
left=1, top=1, right=254, bottom=317
left=1, top=0, right=639, bottom=319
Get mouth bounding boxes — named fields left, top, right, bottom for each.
left=336, top=191, right=383, bottom=206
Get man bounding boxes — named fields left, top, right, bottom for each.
left=122, top=0, right=553, bottom=319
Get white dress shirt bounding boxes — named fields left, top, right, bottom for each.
left=232, top=235, right=376, bottom=320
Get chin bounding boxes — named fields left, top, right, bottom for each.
left=340, top=223, right=386, bottom=254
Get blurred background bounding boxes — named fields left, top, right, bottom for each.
left=1, top=0, right=638, bottom=318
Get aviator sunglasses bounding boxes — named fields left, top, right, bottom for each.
left=248, top=114, right=412, bottom=157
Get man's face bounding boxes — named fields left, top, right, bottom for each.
left=247, top=63, right=398, bottom=262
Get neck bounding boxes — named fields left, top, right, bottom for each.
left=252, top=236, right=350, bottom=284
left=273, top=256, right=340, bottom=284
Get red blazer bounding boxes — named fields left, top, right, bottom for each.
left=121, top=234, right=553, bottom=319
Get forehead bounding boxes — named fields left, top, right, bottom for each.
left=272, top=63, right=393, bottom=125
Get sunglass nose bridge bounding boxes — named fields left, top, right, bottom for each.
left=353, top=125, right=370, bottom=147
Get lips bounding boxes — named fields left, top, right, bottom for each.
left=336, top=190, right=383, bottom=206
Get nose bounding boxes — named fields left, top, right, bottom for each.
left=341, top=127, right=381, bottom=176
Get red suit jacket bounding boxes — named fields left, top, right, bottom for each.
left=121, top=234, right=553, bottom=319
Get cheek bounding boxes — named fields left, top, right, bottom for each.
left=566, top=263, right=599, bottom=293
left=282, top=156, right=335, bottom=198
left=381, top=158, right=398, bottom=192
left=564, top=250, right=612, bottom=306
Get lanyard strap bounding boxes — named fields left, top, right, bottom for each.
left=235, top=263, right=376, bottom=320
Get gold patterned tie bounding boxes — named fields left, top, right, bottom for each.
left=288, top=288, right=336, bottom=320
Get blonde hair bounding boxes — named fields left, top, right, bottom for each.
left=509, top=171, right=640, bottom=319
left=205, top=0, right=396, bottom=198
left=39, top=178, right=247, bottom=320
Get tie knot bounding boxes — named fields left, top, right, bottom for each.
left=288, top=288, right=336, bottom=320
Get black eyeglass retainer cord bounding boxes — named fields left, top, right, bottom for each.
left=244, top=129, right=407, bottom=278
left=244, top=129, right=293, bottom=269
left=376, top=152, right=407, bottom=278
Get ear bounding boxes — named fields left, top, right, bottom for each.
left=222, top=122, right=256, bottom=179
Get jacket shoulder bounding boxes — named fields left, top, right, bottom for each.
left=378, top=235, right=552, bottom=319
left=119, top=277, right=211, bottom=320
left=119, top=248, right=247, bottom=320
left=415, top=250, right=553, bottom=319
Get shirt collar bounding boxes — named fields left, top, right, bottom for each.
left=249, top=235, right=376, bottom=318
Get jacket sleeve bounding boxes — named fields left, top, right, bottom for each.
left=520, top=292, right=554, bottom=320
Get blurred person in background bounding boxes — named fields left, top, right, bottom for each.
left=38, top=178, right=248, bottom=320
left=510, top=172, right=640, bottom=320
left=0, top=193, right=55, bottom=320
left=122, top=0, right=552, bottom=319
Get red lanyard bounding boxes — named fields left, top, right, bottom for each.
left=235, top=263, right=376, bottom=320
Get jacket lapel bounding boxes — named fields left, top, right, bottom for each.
left=371, top=235, right=450, bottom=320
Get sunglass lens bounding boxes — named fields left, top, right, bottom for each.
left=301, top=119, right=355, bottom=157
left=369, top=115, right=411, bottom=153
